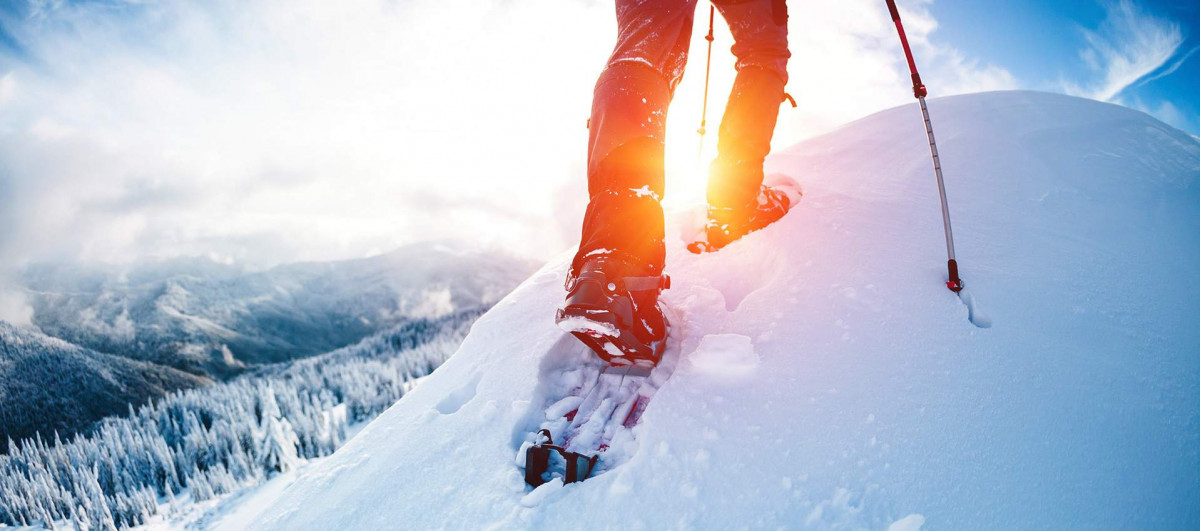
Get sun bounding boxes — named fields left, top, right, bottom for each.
left=661, top=9, right=739, bottom=209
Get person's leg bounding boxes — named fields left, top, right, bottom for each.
left=575, top=0, right=698, bottom=277
left=708, top=0, right=790, bottom=210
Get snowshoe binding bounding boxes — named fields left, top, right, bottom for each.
left=688, top=174, right=802, bottom=254
left=555, top=256, right=669, bottom=367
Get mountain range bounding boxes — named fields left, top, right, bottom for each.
left=2, top=241, right=537, bottom=452
left=21, top=241, right=536, bottom=376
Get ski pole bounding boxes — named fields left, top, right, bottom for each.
left=697, top=5, right=716, bottom=163
left=885, top=0, right=964, bottom=293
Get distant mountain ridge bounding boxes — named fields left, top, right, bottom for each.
left=21, top=241, right=537, bottom=376
left=1, top=240, right=536, bottom=454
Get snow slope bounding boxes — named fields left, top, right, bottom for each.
left=243, top=91, right=1200, bottom=530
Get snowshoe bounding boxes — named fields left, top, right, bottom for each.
left=688, top=174, right=802, bottom=254
left=555, top=257, right=669, bottom=367
left=521, top=361, right=665, bottom=487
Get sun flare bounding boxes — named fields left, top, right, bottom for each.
left=661, top=8, right=739, bottom=208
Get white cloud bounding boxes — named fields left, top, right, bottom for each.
left=0, top=0, right=1014, bottom=279
left=0, top=72, right=14, bottom=106
left=408, top=287, right=455, bottom=320
left=1062, top=0, right=1183, bottom=102
left=664, top=0, right=1016, bottom=201
left=1, top=0, right=612, bottom=268
left=0, top=287, right=33, bottom=327
left=1136, top=45, right=1199, bottom=88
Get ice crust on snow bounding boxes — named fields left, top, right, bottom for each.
left=243, top=91, right=1200, bottom=530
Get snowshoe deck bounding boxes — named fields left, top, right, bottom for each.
left=519, top=329, right=678, bottom=487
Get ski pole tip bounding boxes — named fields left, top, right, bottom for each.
left=946, top=259, right=963, bottom=292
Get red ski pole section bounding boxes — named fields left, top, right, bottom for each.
left=885, top=0, right=927, bottom=98
left=893, top=20, right=919, bottom=77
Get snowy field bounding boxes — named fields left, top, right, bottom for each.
left=238, top=91, right=1198, bottom=529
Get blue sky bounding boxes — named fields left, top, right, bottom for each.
left=0, top=0, right=1196, bottom=303
left=1, top=0, right=1196, bottom=134
left=929, top=0, right=1199, bottom=133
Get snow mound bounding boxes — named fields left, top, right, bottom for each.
left=242, top=91, right=1199, bottom=529
left=685, top=333, right=759, bottom=379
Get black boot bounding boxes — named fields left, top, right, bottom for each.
left=688, top=176, right=801, bottom=254
left=556, top=255, right=669, bottom=367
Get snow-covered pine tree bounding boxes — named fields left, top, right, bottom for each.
left=0, top=308, right=484, bottom=528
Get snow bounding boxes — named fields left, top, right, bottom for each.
left=555, top=315, right=619, bottom=338
left=520, top=479, right=564, bottom=508
left=243, top=91, right=1200, bottom=530
left=684, top=333, right=759, bottom=378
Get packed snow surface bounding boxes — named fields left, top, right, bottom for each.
left=245, top=91, right=1199, bottom=529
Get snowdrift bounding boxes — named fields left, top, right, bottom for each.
left=243, top=91, right=1199, bottom=529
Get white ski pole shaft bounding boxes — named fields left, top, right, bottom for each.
left=919, top=96, right=957, bottom=265
left=697, top=5, right=715, bottom=164
left=886, top=0, right=963, bottom=292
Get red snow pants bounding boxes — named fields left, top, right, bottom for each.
left=574, top=0, right=790, bottom=275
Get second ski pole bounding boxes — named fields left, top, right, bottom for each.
left=697, top=5, right=716, bottom=163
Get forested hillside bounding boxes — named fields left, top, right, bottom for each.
left=0, top=322, right=210, bottom=453
left=0, top=308, right=484, bottom=529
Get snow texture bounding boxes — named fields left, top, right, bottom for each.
left=244, top=91, right=1200, bottom=530
left=685, top=333, right=759, bottom=379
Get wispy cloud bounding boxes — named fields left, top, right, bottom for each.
left=0, top=71, right=13, bottom=106
left=1063, top=0, right=1183, bottom=102
left=1135, top=45, right=1199, bottom=89
left=0, top=0, right=1017, bottom=292
left=0, top=0, right=612, bottom=268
